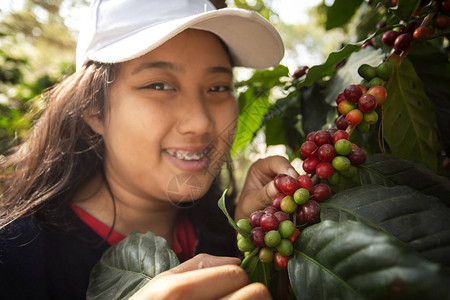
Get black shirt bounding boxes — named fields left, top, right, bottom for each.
left=0, top=199, right=237, bottom=299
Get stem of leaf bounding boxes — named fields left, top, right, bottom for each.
left=240, top=248, right=259, bottom=269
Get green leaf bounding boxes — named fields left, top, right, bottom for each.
left=301, top=84, right=335, bottom=133
left=289, top=220, right=450, bottom=300
left=86, top=232, right=179, bottom=299
left=321, top=184, right=450, bottom=266
left=359, top=154, right=450, bottom=206
left=325, top=0, right=364, bottom=30
left=232, top=66, right=289, bottom=153
left=241, top=251, right=260, bottom=279
left=232, top=88, right=270, bottom=153
left=265, top=114, right=286, bottom=146
left=297, top=44, right=362, bottom=89
left=241, top=252, right=277, bottom=296
left=382, top=58, right=439, bottom=171
left=238, top=65, right=289, bottom=88
left=408, top=42, right=450, bottom=155
left=263, top=94, right=303, bottom=155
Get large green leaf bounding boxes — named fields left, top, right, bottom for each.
left=321, top=184, right=450, bottom=266
left=325, top=0, right=364, bottom=30
left=288, top=220, right=450, bottom=300
left=359, top=154, right=450, bottom=206
left=382, top=58, right=439, bottom=171
left=408, top=42, right=450, bottom=155
left=86, top=232, right=179, bottom=299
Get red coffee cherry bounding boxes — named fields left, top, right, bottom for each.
left=297, top=174, right=313, bottom=191
left=382, top=30, right=400, bottom=46
left=310, top=183, right=332, bottom=202
left=394, top=33, right=413, bottom=52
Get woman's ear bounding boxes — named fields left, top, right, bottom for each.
left=83, top=113, right=105, bottom=136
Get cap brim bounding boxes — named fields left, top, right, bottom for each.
left=85, top=8, right=284, bottom=69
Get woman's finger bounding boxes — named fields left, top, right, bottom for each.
left=162, top=253, right=241, bottom=276
left=131, top=264, right=250, bottom=300
left=220, top=282, right=272, bottom=300
left=235, top=156, right=299, bottom=220
left=247, top=156, right=298, bottom=185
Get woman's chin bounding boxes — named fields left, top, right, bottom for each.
left=165, top=172, right=211, bottom=205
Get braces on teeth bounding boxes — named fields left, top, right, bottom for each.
left=167, top=149, right=208, bottom=161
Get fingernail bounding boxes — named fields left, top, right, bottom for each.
left=287, top=167, right=298, bottom=178
left=267, top=181, right=279, bottom=197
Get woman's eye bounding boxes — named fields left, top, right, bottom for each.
left=143, top=82, right=174, bottom=91
left=209, top=85, right=232, bottom=92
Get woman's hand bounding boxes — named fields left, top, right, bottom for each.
left=235, top=156, right=298, bottom=221
left=130, top=254, right=271, bottom=300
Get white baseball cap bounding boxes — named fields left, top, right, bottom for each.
left=76, top=0, right=285, bottom=71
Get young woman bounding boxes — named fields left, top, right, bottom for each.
left=0, top=0, right=297, bottom=298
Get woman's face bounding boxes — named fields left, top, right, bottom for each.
left=94, top=29, right=238, bottom=205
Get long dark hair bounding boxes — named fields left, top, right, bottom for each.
left=0, top=61, right=115, bottom=229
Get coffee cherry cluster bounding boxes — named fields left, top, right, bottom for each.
left=382, top=0, right=450, bottom=55
left=335, top=83, right=387, bottom=133
left=300, top=129, right=367, bottom=183
left=236, top=173, right=328, bottom=269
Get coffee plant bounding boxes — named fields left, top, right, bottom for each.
left=87, top=1, right=450, bottom=299
left=219, top=0, right=450, bottom=298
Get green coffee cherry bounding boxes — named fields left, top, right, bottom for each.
left=334, top=139, right=352, bottom=156
left=278, top=220, right=296, bottom=239
left=276, top=239, right=293, bottom=257
left=376, top=61, right=394, bottom=80
left=237, top=218, right=252, bottom=234
left=264, top=230, right=281, bottom=247
left=369, top=77, right=384, bottom=87
left=364, top=111, right=378, bottom=124
left=328, top=172, right=340, bottom=186
left=293, top=188, right=310, bottom=205
left=237, top=237, right=254, bottom=252
left=358, top=64, right=377, bottom=80
left=340, top=165, right=359, bottom=179
left=357, top=120, right=370, bottom=133
left=332, top=156, right=351, bottom=171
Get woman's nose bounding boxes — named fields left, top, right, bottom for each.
left=175, top=93, right=214, bottom=136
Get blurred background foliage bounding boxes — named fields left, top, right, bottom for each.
left=0, top=0, right=85, bottom=153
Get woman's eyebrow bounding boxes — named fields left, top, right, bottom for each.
left=131, top=61, right=232, bottom=76
left=132, top=61, right=183, bottom=75
left=206, top=66, right=233, bottom=76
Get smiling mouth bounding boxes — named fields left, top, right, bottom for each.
left=165, top=148, right=210, bottom=161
